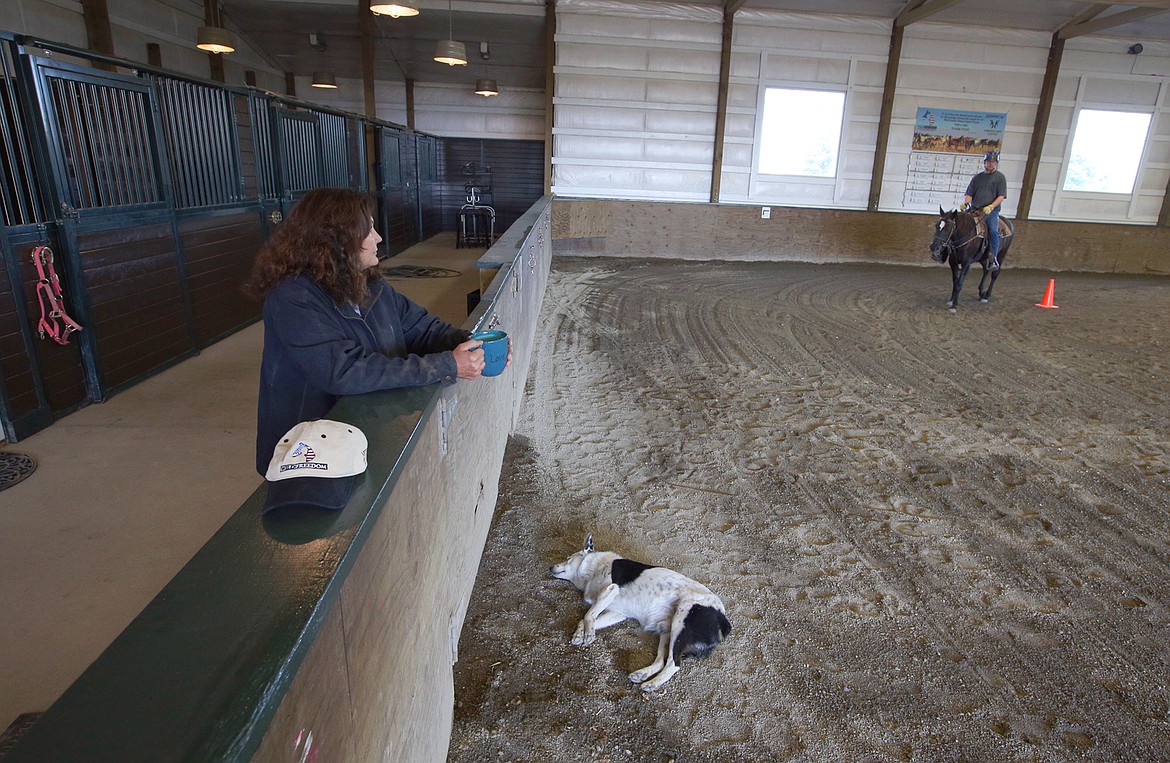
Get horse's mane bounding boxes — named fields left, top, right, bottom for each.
left=947, top=209, right=978, bottom=232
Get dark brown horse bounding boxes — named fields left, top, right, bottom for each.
left=929, top=207, right=1014, bottom=311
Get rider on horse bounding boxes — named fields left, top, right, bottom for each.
left=962, top=150, right=1007, bottom=271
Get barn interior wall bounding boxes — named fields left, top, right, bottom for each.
left=724, top=11, right=892, bottom=208
left=4, top=0, right=545, bottom=139
left=3, top=0, right=287, bottom=93
left=885, top=24, right=1051, bottom=217
left=306, top=80, right=546, bottom=140
left=550, top=2, right=1170, bottom=227
left=1033, top=38, right=1170, bottom=224
left=551, top=198, right=1170, bottom=276
left=553, top=0, right=723, bottom=201
left=8, top=0, right=1169, bottom=227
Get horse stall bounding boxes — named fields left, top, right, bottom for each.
left=0, top=32, right=499, bottom=444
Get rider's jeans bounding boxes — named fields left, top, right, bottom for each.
left=986, top=208, right=1000, bottom=260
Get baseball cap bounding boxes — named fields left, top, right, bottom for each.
left=262, top=419, right=368, bottom=514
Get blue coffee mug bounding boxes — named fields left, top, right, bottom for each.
left=470, top=330, right=508, bottom=377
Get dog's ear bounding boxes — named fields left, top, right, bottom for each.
left=584, top=534, right=594, bottom=554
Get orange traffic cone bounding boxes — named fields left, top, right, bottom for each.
left=1034, top=278, right=1059, bottom=309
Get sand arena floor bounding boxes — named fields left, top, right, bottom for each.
left=448, top=258, right=1170, bottom=763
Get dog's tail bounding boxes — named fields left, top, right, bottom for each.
left=673, top=605, right=732, bottom=664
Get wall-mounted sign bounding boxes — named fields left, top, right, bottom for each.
left=904, top=108, right=1007, bottom=210
left=912, top=108, right=1006, bottom=156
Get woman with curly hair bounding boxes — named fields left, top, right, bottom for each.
left=247, top=187, right=491, bottom=476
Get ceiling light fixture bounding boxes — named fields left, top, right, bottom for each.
left=311, top=71, right=338, bottom=88
left=196, top=26, right=235, bottom=54
left=370, top=1, right=419, bottom=17
left=475, top=78, right=499, bottom=97
left=434, top=0, right=467, bottom=66
left=196, top=1, right=235, bottom=54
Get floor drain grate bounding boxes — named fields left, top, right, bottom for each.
left=0, top=452, right=36, bottom=493
left=382, top=265, right=462, bottom=279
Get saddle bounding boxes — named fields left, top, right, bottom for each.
left=971, top=213, right=1012, bottom=244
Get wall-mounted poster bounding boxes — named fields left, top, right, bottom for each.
left=904, top=108, right=1007, bottom=210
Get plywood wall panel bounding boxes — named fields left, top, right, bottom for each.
left=553, top=199, right=1170, bottom=275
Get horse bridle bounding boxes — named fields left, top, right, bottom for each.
left=931, top=214, right=982, bottom=263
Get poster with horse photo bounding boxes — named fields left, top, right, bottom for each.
left=904, top=108, right=1006, bottom=209
left=912, top=108, right=1006, bottom=156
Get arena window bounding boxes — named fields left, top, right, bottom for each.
left=756, top=87, right=845, bottom=179
left=1063, top=108, right=1152, bottom=194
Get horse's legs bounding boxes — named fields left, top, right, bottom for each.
left=982, top=240, right=1010, bottom=302
left=977, top=266, right=991, bottom=302
left=982, top=270, right=1001, bottom=302
left=948, top=261, right=971, bottom=310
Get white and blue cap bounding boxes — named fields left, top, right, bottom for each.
left=262, top=419, right=368, bottom=514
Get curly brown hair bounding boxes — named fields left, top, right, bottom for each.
left=246, top=188, right=381, bottom=305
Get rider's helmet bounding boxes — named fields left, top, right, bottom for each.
left=984, top=150, right=1000, bottom=162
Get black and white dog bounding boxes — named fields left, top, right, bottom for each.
left=550, top=534, right=731, bottom=691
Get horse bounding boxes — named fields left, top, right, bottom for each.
left=928, top=206, right=1014, bottom=312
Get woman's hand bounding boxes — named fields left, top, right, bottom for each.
left=454, top=339, right=485, bottom=380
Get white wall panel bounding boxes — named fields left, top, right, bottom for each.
left=552, top=0, right=721, bottom=201
left=1028, top=40, right=1170, bottom=224
left=761, top=55, right=851, bottom=84
left=644, top=109, right=714, bottom=133
left=727, top=81, right=759, bottom=109
left=557, top=70, right=653, bottom=101
left=412, top=84, right=545, bottom=140
left=1081, top=78, right=1160, bottom=107
left=875, top=23, right=1047, bottom=216
left=716, top=10, right=889, bottom=209
left=5, top=0, right=88, bottom=49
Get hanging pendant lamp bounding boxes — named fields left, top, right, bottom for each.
left=370, top=1, right=419, bottom=17
left=434, top=0, right=467, bottom=66
left=196, top=26, right=236, bottom=54
left=475, top=78, right=499, bottom=96
left=311, top=71, right=338, bottom=89
left=196, top=1, right=235, bottom=53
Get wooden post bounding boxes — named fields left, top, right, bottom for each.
left=81, top=0, right=117, bottom=72
left=285, top=71, right=297, bottom=97
left=360, top=0, right=378, bottom=192
left=544, top=0, right=556, bottom=195
left=1016, top=34, right=1064, bottom=221
left=406, top=78, right=415, bottom=131
left=868, top=23, right=903, bottom=212
left=208, top=53, right=226, bottom=83
left=244, top=70, right=257, bottom=87
left=1160, top=178, right=1170, bottom=227
left=147, top=43, right=162, bottom=68
left=710, top=7, right=734, bottom=203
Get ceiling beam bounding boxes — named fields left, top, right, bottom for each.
left=1062, top=3, right=1111, bottom=29
left=896, top=0, right=967, bottom=28
left=1059, top=6, right=1168, bottom=38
